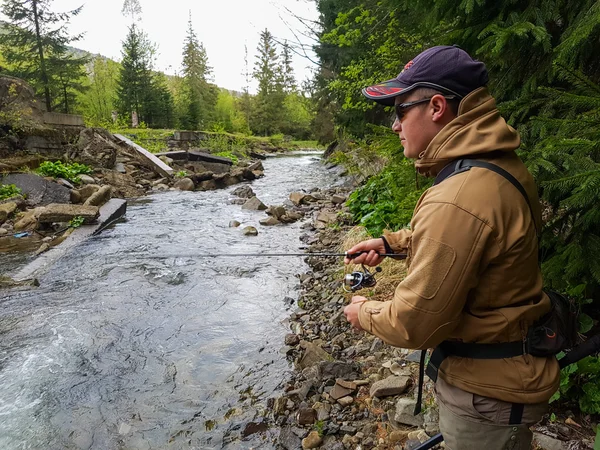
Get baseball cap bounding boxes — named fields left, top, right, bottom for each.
left=362, top=45, right=489, bottom=106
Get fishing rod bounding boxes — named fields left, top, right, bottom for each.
left=147, top=251, right=407, bottom=259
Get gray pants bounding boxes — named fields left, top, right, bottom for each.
left=435, top=377, right=548, bottom=450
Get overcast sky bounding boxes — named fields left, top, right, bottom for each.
left=17, top=0, right=321, bottom=93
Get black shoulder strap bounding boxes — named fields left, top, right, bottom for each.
left=434, top=159, right=538, bottom=235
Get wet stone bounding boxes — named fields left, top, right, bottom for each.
left=297, top=407, right=316, bottom=425
left=369, top=375, right=410, bottom=398
left=312, top=401, right=331, bottom=421
left=279, top=426, right=302, bottom=450
left=302, top=431, right=322, bottom=449
left=337, top=396, right=353, bottom=406
left=404, top=439, right=422, bottom=450
left=242, top=226, right=258, bottom=236
left=318, top=361, right=361, bottom=381
left=330, top=383, right=354, bottom=400
left=242, top=420, right=268, bottom=437
left=335, top=379, right=357, bottom=390
left=395, top=398, right=424, bottom=427
left=339, top=425, right=356, bottom=434
left=285, top=334, right=300, bottom=346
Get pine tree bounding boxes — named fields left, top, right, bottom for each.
left=252, top=28, right=285, bottom=135
left=280, top=41, right=296, bottom=93
left=0, top=0, right=87, bottom=112
left=49, top=52, right=87, bottom=114
left=180, top=12, right=214, bottom=130
left=517, top=65, right=600, bottom=294
left=239, top=43, right=252, bottom=131
left=116, top=23, right=154, bottom=126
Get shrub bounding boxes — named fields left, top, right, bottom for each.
left=68, top=216, right=85, bottom=228
left=347, top=160, right=431, bottom=236
left=36, top=161, right=92, bottom=184
left=0, top=184, right=22, bottom=201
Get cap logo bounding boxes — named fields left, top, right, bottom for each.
left=401, top=60, right=414, bottom=73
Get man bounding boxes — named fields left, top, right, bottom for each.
left=343, top=45, right=559, bottom=449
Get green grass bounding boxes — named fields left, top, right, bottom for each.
left=110, top=128, right=318, bottom=154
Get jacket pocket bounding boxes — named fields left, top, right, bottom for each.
left=402, top=237, right=456, bottom=302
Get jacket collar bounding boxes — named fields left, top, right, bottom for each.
left=414, top=87, right=521, bottom=177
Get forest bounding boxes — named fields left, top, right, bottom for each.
left=0, top=0, right=314, bottom=139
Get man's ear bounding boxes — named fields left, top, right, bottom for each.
left=430, top=94, right=450, bottom=123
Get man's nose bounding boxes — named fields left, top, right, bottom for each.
left=392, top=117, right=402, bottom=132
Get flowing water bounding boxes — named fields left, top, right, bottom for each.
left=0, top=152, right=343, bottom=450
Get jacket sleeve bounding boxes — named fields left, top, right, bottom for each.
left=358, top=201, right=495, bottom=349
left=382, top=228, right=412, bottom=253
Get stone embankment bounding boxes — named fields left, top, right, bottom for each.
left=262, top=193, right=440, bottom=450
left=0, top=125, right=268, bottom=269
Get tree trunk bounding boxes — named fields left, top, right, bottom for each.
left=32, top=0, right=52, bottom=112
left=63, top=83, right=69, bottom=114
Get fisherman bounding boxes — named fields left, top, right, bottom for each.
left=343, top=45, right=560, bottom=449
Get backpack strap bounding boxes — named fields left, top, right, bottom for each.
left=434, top=159, right=539, bottom=236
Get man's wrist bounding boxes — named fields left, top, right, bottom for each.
left=380, top=235, right=393, bottom=254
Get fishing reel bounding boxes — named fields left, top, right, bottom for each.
left=343, top=265, right=382, bottom=292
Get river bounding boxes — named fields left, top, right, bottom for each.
left=0, top=151, right=343, bottom=450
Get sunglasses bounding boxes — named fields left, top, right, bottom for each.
left=394, top=96, right=457, bottom=121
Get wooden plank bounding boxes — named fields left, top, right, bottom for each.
left=114, top=134, right=174, bottom=177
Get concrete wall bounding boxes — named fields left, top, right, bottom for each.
left=43, top=112, right=85, bottom=127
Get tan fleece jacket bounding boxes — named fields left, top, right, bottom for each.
left=357, top=87, right=560, bottom=403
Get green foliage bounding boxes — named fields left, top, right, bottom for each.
left=551, top=356, right=600, bottom=414
left=348, top=160, right=430, bottom=236
left=203, top=133, right=247, bottom=158
left=78, top=57, right=120, bottom=126
left=68, top=216, right=85, bottom=228
left=36, top=161, right=91, bottom=183
left=116, top=24, right=174, bottom=129
left=175, top=170, right=188, bottom=179
left=0, top=0, right=88, bottom=113
left=268, top=133, right=284, bottom=147
left=314, top=0, right=600, bottom=415
left=0, top=184, right=21, bottom=201
left=213, top=152, right=239, bottom=164
left=313, top=420, right=326, bottom=437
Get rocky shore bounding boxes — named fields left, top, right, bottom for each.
left=259, top=187, right=440, bottom=450
left=263, top=182, right=594, bottom=450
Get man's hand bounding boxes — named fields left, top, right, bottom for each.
left=344, top=295, right=368, bottom=330
left=344, top=238, right=387, bottom=266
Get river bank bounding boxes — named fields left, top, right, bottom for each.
left=272, top=172, right=596, bottom=450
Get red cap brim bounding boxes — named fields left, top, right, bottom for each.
left=362, top=79, right=414, bottom=106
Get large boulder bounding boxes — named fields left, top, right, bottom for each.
left=75, top=184, right=100, bottom=204
left=70, top=128, right=119, bottom=169
left=0, top=76, right=44, bottom=134
left=232, top=185, right=255, bottom=199
left=83, top=185, right=112, bottom=206
left=2, top=173, right=71, bottom=206
left=174, top=178, right=195, bottom=191
left=242, top=196, right=267, bottom=211
left=290, top=192, right=315, bottom=206
left=37, top=204, right=99, bottom=224
left=13, top=207, right=45, bottom=231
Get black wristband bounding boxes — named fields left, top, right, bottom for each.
left=380, top=236, right=393, bottom=255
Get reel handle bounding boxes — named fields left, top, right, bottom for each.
left=345, top=251, right=407, bottom=259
